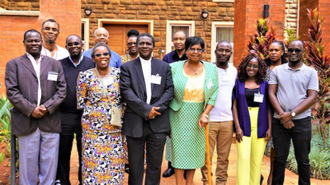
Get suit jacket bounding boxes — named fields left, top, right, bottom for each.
left=5, top=54, right=66, bottom=136
left=120, top=57, right=174, bottom=137
left=169, top=61, right=219, bottom=111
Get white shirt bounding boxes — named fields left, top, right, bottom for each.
left=41, top=45, right=69, bottom=60
left=140, top=57, right=152, bottom=104
left=26, top=53, right=44, bottom=106
left=209, top=64, right=237, bottom=122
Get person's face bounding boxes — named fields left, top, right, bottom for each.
left=215, top=42, right=232, bottom=64
left=66, top=36, right=83, bottom=58
left=246, top=58, right=259, bottom=78
left=94, top=29, right=109, bottom=44
left=287, top=41, right=304, bottom=64
left=41, top=21, right=59, bottom=44
left=172, top=32, right=186, bottom=52
left=269, top=43, right=284, bottom=63
left=137, top=36, right=154, bottom=60
left=23, top=32, right=43, bottom=57
left=186, top=44, right=203, bottom=63
left=127, top=36, right=137, bottom=55
left=93, top=46, right=110, bottom=70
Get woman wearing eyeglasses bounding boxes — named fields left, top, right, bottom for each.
left=233, top=54, right=271, bottom=185
left=120, top=29, right=139, bottom=64
left=77, top=43, right=124, bottom=184
left=169, top=36, right=218, bottom=185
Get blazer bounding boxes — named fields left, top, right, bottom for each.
left=120, top=57, right=174, bottom=137
left=5, top=54, right=66, bottom=136
left=234, top=79, right=269, bottom=138
left=169, top=61, right=219, bottom=111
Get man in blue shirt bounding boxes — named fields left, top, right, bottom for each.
left=163, top=30, right=187, bottom=63
left=83, top=27, right=122, bottom=68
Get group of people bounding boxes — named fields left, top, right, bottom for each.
left=4, top=18, right=318, bottom=185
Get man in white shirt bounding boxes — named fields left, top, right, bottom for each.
left=201, top=40, right=237, bottom=185
left=40, top=19, right=69, bottom=60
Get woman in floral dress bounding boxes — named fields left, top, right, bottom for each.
left=77, top=43, right=124, bottom=184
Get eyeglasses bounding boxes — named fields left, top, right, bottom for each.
left=188, top=48, right=203, bottom=53
left=287, top=48, right=303, bottom=54
left=94, top=52, right=110, bottom=57
left=269, top=49, right=280, bottom=52
left=43, top=27, right=58, bottom=33
left=127, top=42, right=136, bottom=46
left=67, top=42, right=80, bottom=46
left=247, top=64, right=258, bottom=69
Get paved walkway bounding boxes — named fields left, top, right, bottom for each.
left=69, top=141, right=329, bottom=185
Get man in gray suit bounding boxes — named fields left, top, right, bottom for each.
left=120, top=33, right=174, bottom=185
left=5, top=29, right=66, bottom=185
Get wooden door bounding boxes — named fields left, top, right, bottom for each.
left=103, top=24, right=148, bottom=56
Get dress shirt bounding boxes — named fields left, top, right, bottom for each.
left=140, top=57, right=152, bottom=104
left=26, top=53, right=44, bottom=106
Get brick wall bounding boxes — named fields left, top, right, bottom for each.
left=0, top=0, right=39, bottom=11
left=82, top=0, right=234, bottom=60
left=318, top=0, right=330, bottom=55
left=0, top=0, right=81, bottom=94
left=299, top=0, right=318, bottom=42
left=233, top=0, right=286, bottom=67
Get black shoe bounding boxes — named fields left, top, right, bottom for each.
left=260, top=174, right=264, bottom=185
left=125, top=164, right=130, bottom=174
left=162, top=167, right=175, bottom=178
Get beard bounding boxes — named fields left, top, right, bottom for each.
left=47, top=39, right=55, bottom=44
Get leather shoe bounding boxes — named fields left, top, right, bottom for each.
left=162, top=167, right=175, bottom=177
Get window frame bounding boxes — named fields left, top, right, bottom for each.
left=166, top=20, right=195, bottom=54
left=211, top=21, right=234, bottom=63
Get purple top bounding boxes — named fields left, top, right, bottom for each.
left=163, top=50, right=187, bottom=63
left=234, top=79, right=269, bottom=138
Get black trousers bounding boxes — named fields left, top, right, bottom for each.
left=56, top=111, right=82, bottom=185
left=272, top=117, right=311, bottom=185
left=126, top=120, right=167, bottom=185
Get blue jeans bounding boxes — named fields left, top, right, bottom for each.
left=272, top=117, right=311, bottom=185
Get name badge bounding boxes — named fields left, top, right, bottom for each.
left=254, top=93, right=264, bottom=103
left=48, top=71, right=58, bottom=81
left=207, top=81, right=213, bottom=90
left=150, top=74, right=161, bottom=85
left=222, top=75, right=230, bottom=82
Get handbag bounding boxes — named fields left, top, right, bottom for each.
left=95, top=68, right=122, bottom=127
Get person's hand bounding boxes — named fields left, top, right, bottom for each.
left=283, top=120, right=295, bottom=129
left=265, top=128, right=271, bottom=141
left=39, top=105, right=48, bottom=114
left=148, top=107, right=161, bottom=120
left=198, top=115, right=208, bottom=128
left=31, top=107, right=45, bottom=118
left=235, top=127, right=243, bottom=143
left=278, top=112, right=293, bottom=124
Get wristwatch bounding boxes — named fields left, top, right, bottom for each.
left=291, top=111, right=296, bottom=118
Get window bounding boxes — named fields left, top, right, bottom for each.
left=81, top=18, right=90, bottom=51
left=166, top=21, right=195, bottom=54
left=211, top=22, right=234, bottom=63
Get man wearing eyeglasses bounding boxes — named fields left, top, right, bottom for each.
left=41, top=19, right=69, bottom=60
left=83, top=27, right=122, bottom=68
left=5, top=29, right=66, bottom=185
left=268, top=40, right=318, bottom=185
left=55, top=35, right=94, bottom=185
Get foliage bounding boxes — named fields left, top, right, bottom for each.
left=247, top=18, right=277, bottom=59
left=284, top=28, right=300, bottom=46
left=286, top=126, right=330, bottom=179
left=305, top=8, right=330, bottom=149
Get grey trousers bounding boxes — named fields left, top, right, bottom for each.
left=18, top=128, right=60, bottom=185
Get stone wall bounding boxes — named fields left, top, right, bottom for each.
left=81, top=0, right=234, bottom=60
left=0, top=0, right=39, bottom=11
left=285, top=0, right=298, bottom=35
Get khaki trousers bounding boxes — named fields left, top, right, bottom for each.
left=201, top=121, right=233, bottom=185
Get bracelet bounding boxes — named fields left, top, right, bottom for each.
left=203, top=114, right=209, bottom=119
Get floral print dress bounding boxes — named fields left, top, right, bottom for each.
left=77, top=68, right=124, bottom=184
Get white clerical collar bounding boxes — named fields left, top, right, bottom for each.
left=140, top=57, right=152, bottom=63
